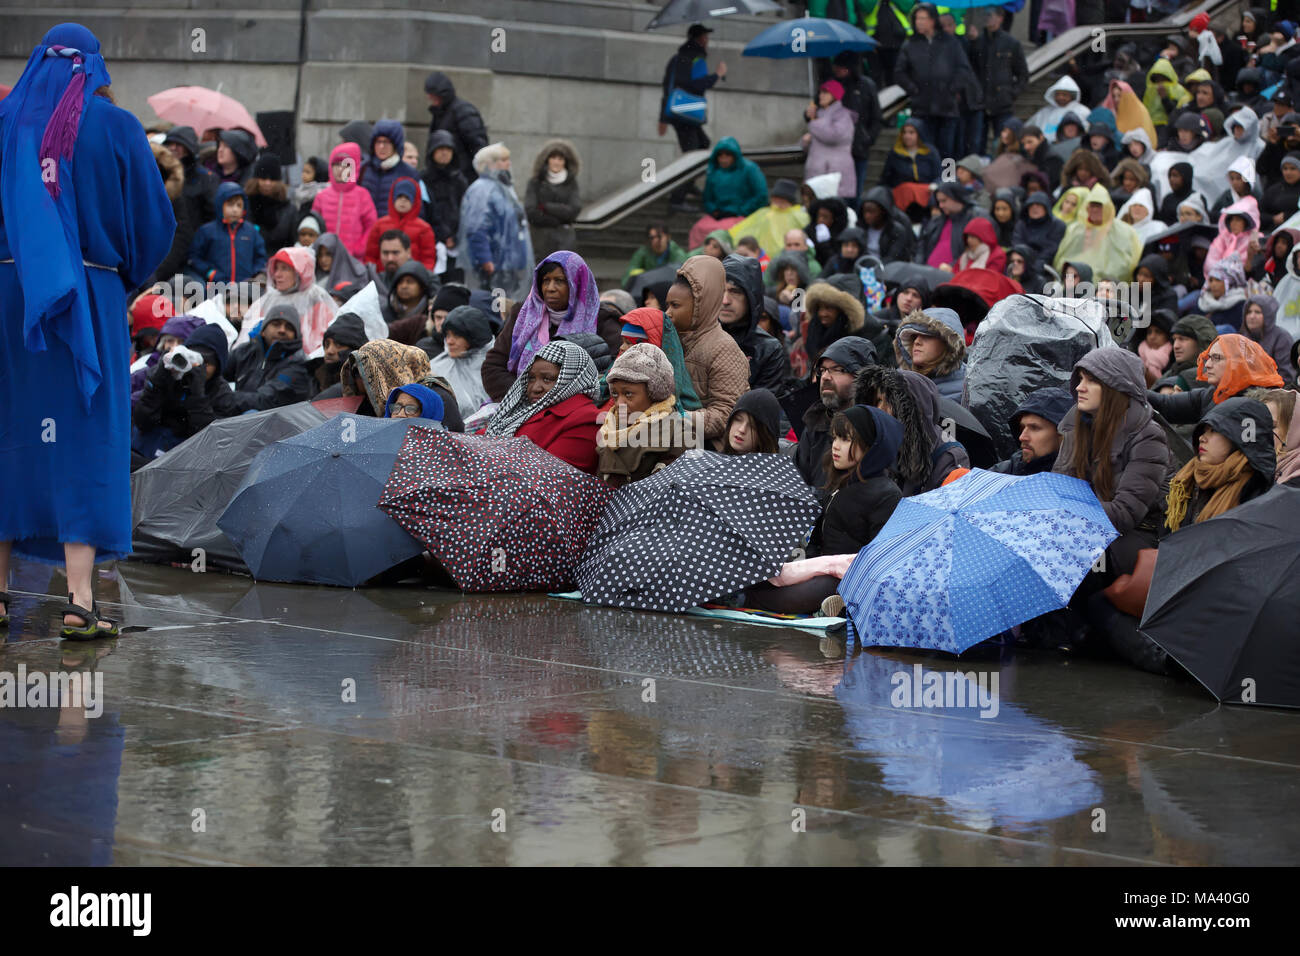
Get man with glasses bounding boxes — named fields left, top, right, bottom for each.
left=794, top=336, right=878, bottom=490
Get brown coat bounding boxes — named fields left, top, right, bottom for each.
left=674, top=256, right=749, bottom=447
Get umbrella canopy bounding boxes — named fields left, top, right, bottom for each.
left=1140, top=220, right=1219, bottom=257
left=1141, top=485, right=1300, bottom=709
left=880, top=261, right=951, bottom=293
left=378, top=428, right=611, bottom=592
left=938, top=397, right=997, bottom=469
left=742, top=17, right=876, bottom=58
left=130, top=399, right=355, bottom=571
left=575, top=450, right=821, bottom=613
left=216, top=415, right=427, bottom=587
left=147, top=86, right=267, bottom=146
left=647, top=0, right=781, bottom=30
left=840, top=469, right=1117, bottom=654
left=624, top=263, right=682, bottom=300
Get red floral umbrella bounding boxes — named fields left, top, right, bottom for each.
left=378, top=428, right=611, bottom=592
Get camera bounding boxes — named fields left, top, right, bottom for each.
left=164, top=346, right=206, bottom=377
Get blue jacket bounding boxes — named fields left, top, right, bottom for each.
left=188, top=182, right=267, bottom=283
left=361, top=120, right=420, bottom=218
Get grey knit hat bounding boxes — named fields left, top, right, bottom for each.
left=607, top=343, right=676, bottom=403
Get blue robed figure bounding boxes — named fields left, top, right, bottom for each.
left=0, top=24, right=174, bottom=635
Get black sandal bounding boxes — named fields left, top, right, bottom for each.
left=0, top=591, right=10, bottom=628
left=60, top=593, right=119, bottom=641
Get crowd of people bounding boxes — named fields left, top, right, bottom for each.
left=2, top=12, right=1297, bottom=660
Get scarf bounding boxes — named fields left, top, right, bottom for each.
left=485, top=340, right=600, bottom=438
left=616, top=307, right=702, bottom=411
left=341, top=339, right=431, bottom=412
left=1165, top=450, right=1253, bottom=530
left=380, top=153, right=401, bottom=171
left=598, top=395, right=678, bottom=450
left=508, top=250, right=600, bottom=373
left=546, top=168, right=568, bottom=185
left=1138, top=340, right=1172, bottom=381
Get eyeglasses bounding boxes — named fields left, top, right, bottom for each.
left=1203, top=354, right=1226, bottom=366
left=819, top=365, right=849, bottom=378
left=391, top=402, right=422, bottom=417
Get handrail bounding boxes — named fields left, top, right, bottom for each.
left=576, top=0, right=1242, bottom=233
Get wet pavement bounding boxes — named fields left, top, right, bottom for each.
left=2, top=558, right=1298, bottom=866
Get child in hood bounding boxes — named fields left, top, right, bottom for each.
left=420, top=130, right=469, bottom=252
left=240, top=246, right=339, bottom=355
left=1011, top=191, right=1066, bottom=268
left=188, top=182, right=267, bottom=284
left=1205, top=196, right=1261, bottom=277
left=364, top=177, right=437, bottom=269
left=312, top=143, right=378, bottom=259
left=361, top=120, right=420, bottom=218
left=597, top=343, right=690, bottom=488
left=723, top=388, right=782, bottom=455
left=955, top=217, right=1006, bottom=274
left=1198, top=258, right=1249, bottom=330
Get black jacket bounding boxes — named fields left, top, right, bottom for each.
left=970, top=27, right=1028, bottom=116
left=722, top=254, right=791, bottom=392
left=420, top=130, right=471, bottom=244
left=1010, top=192, right=1066, bottom=269
left=425, top=72, right=489, bottom=182
left=819, top=475, right=903, bottom=555
left=836, top=62, right=884, bottom=161
left=894, top=31, right=978, bottom=119
left=224, top=333, right=311, bottom=414
left=133, top=361, right=229, bottom=440
left=660, top=39, right=720, bottom=125
left=860, top=186, right=917, bottom=263
left=246, top=185, right=298, bottom=256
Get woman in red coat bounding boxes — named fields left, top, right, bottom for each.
left=483, top=339, right=601, bottom=473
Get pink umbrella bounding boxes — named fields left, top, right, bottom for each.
left=146, top=86, right=267, bottom=147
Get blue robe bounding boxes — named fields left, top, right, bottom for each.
left=0, top=95, right=175, bottom=563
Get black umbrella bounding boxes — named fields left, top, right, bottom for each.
left=938, top=397, right=997, bottom=469
left=879, top=262, right=950, bottom=293
left=624, top=263, right=681, bottom=300
left=1141, top=485, right=1300, bottom=709
left=1141, top=220, right=1219, bottom=257
left=130, top=400, right=352, bottom=571
left=216, top=415, right=427, bottom=587
left=647, top=0, right=781, bottom=30
left=575, top=451, right=821, bottom=613
left=779, top=380, right=819, bottom=440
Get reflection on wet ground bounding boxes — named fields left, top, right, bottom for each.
left=2, top=559, right=1297, bottom=865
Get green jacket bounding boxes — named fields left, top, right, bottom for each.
left=623, top=239, right=687, bottom=285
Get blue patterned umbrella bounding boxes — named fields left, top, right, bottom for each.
left=839, top=469, right=1117, bottom=654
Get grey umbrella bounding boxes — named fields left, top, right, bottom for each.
left=647, top=0, right=781, bottom=30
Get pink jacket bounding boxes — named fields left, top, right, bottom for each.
left=312, top=143, right=377, bottom=259
left=1205, top=195, right=1260, bottom=275
left=804, top=100, right=858, bottom=198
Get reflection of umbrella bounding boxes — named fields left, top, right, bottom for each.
left=840, top=469, right=1116, bottom=654
left=1142, top=486, right=1300, bottom=709
left=835, top=651, right=1102, bottom=831
left=647, top=0, right=781, bottom=30
left=576, top=451, right=820, bottom=612
left=146, top=86, right=267, bottom=146
left=379, top=429, right=611, bottom=592
left=131, top=400, right=352, bottom=571
left=217, top=416, right=426, bottom=587
left=624, top=263, right=680, bottom=299
left=938, top=398, right=996, bottom=469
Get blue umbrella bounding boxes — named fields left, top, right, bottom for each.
left=741, top=16, right=876, bottom=59
left=839, top=469, right=1117, bottom=654
left=217, top=415, right=428, bottom=587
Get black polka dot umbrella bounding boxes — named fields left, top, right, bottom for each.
left=377, top=427, right=612, bottom=592
left=575, top=450, right=821, bottom=613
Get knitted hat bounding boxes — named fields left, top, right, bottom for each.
left=842, top=405, right=879, bottom=447
left=263, top=303, right=301, bottom=336
left=771, top=178, right=800, bottom=203
left=820, top=80, right=845, bottom=102
left=298, top=213, right=324, bottom=235
left=252, top=153, right=282, bottom=181
left=606, top=343, right=676, bottom=403
left=431, top=283, right=472, bottom=314
left=1282, top=153, right=1300, bottom=171
left=1189, top=11, right=1210, bottom=32
left=130, top=293, right=174, bottom=332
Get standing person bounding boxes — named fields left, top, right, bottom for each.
left=243, top=153, right=298, bottom=255
left=360, top=120, right=419, bottom=218
left=162, top=125, right=216, bottom=229
left=424, top=71, right=489, bottom=184
left=311, top=143, right=378, bottom=260
left=968, top=7, right=1028, bottom=153
left=0, top=23, right=175, bottom=637
left=525, top=139, right=583, bottom=260
left=802, top=81, right=858, bottom=200
left=659, top=23, right=727, bottom=211
left=458, top=143, right=534, bottom=303
left=829, top=51, right=883, bottom=200
left=893, top=3, right=978, bottom=161
left=420, top=131, right=468, bottom=261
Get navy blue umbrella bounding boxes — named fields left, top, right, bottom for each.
left=217, top=415, right=427, bottom=587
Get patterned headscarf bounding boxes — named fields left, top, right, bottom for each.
left=1207, top=256, right=1246, bottom=290
left=341, top=339, right=431, bottom=412
left=485, top=340, right=600, bottom=438
left=508, top=251, right=600, bottom=373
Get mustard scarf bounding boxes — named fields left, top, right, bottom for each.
left=598, top=395, right=678, bottom=449
left=1165, top=450, right=1253, bottom=531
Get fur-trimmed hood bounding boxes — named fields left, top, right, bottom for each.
left=894, top=307, right=967, bottom=377
left=804, top=279, right=865, bottom=332
left=532, top=138, right=580, bottom=181
left=152, top=141, right=185, bottom=202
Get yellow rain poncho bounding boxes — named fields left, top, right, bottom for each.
left=1142, top=59, right=1190, bottom=129
left=1053, top=186, right=1090, bottom=223
left=1053, top=184, right=1144, bottom=282
left=728, top=203, right=810, bottom=259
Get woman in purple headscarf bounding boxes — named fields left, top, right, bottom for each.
left=480, top=250, right=602, bottom=401
left=0, top=24, right=175, bottom=638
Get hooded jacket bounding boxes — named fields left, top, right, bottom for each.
left=1136, top=253, right=1180, bottom=316
left=794, top=335, right=878, bottom=489
left=361, top=120, right=420, bottom=218
left=188, top=181, right=267, bottom=284
left=1054, top=347, right=1173, bottom=535
left=238, top=245, right=340, bottom=356
left=1052, top=183, right=1144, bottom=281
left=897, top=369, right=970, bottom=495
left=818, top=406, right=905, bottom=556
left=311, top=310, right=369, bottom=396
left=383, top=259, right=436, bottom=345
left=702, top=138, right=769, bottom=219
left=805, top=98, right=858, bottom=199
left=458, top=165, right=535, bottom=302
left=858, top=187, right=917, bottom=263
left=365, top=176, right=438, bottom=269
left=163, top=124, right=218, bottom=228
left=956, top=216, right=1007, bottom=275
left=312, top=143, right=379, bottom=259
left=1206, top=195, right=1261, bottom=275
left=1163, top=314, right=1219, bottom=383
left=879, top=118, right=941, bottom=188
left=1165, top=397, right=1277, bottom=530
left=1118, top=187, right=1164, bottom=243
left=1142, top=59, right=1191, bottom=130
left=991, top=386, right=1074, bottom=475
left=132, top=322, right=234, bottom=442
left=721, top=254, right=790, bottom=392
left=1156, top=160, right=1196, bottom=224
left=674, top=256, right=750, bottom=447
left=224, top=308, right=312, bottom=414
left=803, top=276, right=867, bottom=365
left=727, top=387, right=782, bottom=448
left=918, top=186, right=988, bottom=266
left=420, top=130, right=470, bottom=244
left=148, top=141, right=196, bottom=287
left=1242, top=293, right=1298, bottom=381
left=524, top=139, right=583, bottom=260
left=894, top=26, right=978, bottom=119
left=1011, top=191, right=1067, bottom=268
left=970, top=23, right=1029, bottom=116
left=1028, top=76, right=1085, bottom=139
left=894, top=307, right=968, bottom=402
left=424, top=72, right=489, bottom=182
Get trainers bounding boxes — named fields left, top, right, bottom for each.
left=820, top=593, right=846, bottom=618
